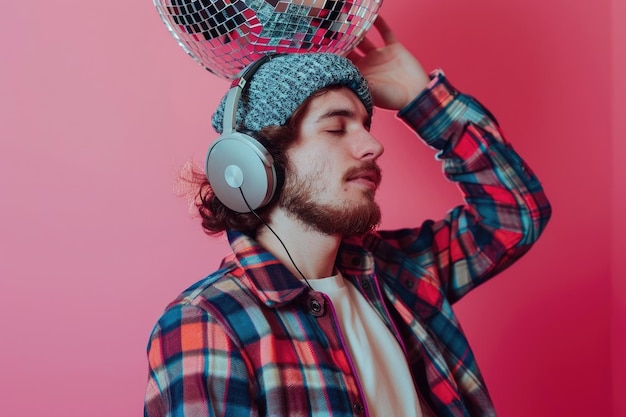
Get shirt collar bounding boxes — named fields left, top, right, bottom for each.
left=337, top=235, right=376, bottom=276
left=226, top=230, right=377, bottom=306
left=227, top=230, right=308, bottom=307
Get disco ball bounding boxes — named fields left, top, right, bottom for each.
left=154, top=0, right=383, bottom=79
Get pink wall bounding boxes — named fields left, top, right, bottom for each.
left=612, top=0, right=626, bottom=416
left=0, top=1, right=621, bottom=416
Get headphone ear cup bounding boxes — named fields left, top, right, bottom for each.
left=205, top=131, right=278, bottom=213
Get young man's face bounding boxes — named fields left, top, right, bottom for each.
left=278, top=87, right=384, bottom=236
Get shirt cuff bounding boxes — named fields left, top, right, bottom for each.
left=397, top=69, right=462, bottom=150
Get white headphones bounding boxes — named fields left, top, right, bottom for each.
left=205, top=55, right=282, bottom=213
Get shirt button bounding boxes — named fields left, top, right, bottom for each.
left=361, top=280, right=370, bottom=290
left=353, top=403, right=364, bottom=414
left=309, top=299, right=322, bottom=315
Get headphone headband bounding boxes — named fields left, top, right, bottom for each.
left=222, top=54, right=282, bottom=135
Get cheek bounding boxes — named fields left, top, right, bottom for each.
left=286, top=146, right=346, bottom=190
left=289, top=148, right=332, bottom=175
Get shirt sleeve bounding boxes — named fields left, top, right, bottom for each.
left=381, top=70, right=552, bottom=303
left=144, top=303, right=257, bottom=417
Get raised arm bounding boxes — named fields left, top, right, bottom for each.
left=354, top=17, right=552, bottom=302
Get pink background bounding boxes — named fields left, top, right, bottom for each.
left=1, top=0, right=624, bottom=416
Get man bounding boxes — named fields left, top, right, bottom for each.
left=144, top=17, right=551, bottom=417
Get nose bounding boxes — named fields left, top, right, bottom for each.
left=356, top=131, right=384, bottom=161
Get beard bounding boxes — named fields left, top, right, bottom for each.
left=278, top=161, right=382, bottom=236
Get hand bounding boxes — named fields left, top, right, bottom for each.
left=348, top=16, right=430, bottom=111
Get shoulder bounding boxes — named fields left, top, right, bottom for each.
left=361, top=221, right=440, bottom=259
left=149, top=259, right=264, bottom=344
left=161, top=259, right=257, bottom=317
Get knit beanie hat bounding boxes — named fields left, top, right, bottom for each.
left=211, top=53, right=372, bottom=134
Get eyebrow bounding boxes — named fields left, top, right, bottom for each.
left=316, top=109, right=372, bottom=128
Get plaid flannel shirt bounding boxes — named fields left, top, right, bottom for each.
left=144, top=71, right=552, bottom=417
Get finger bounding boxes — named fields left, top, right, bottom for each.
left=346, top=50, right=362, bottom=64
left=356, top=36, right=377, bottom=53
left=373, top=16, right=398, bottom=45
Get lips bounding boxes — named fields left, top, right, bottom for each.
left=345, top=164, right=382, bottom=189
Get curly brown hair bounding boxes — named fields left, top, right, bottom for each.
left=184, top=85, right=344, bottom=235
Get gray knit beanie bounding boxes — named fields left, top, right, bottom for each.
left=211, top=53, right=372, bottom=134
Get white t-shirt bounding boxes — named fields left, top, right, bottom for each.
left=308, top=273, right=426, bottom=417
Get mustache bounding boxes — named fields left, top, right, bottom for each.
left=343, top=162, right=382, bottom=187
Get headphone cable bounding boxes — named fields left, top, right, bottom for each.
left=238, top=187, right=313, bottom=290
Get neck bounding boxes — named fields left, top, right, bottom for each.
left=256, top=209, right=341, bottom=280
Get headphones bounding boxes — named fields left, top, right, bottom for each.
left=205, top=54, right=283, bottom=213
